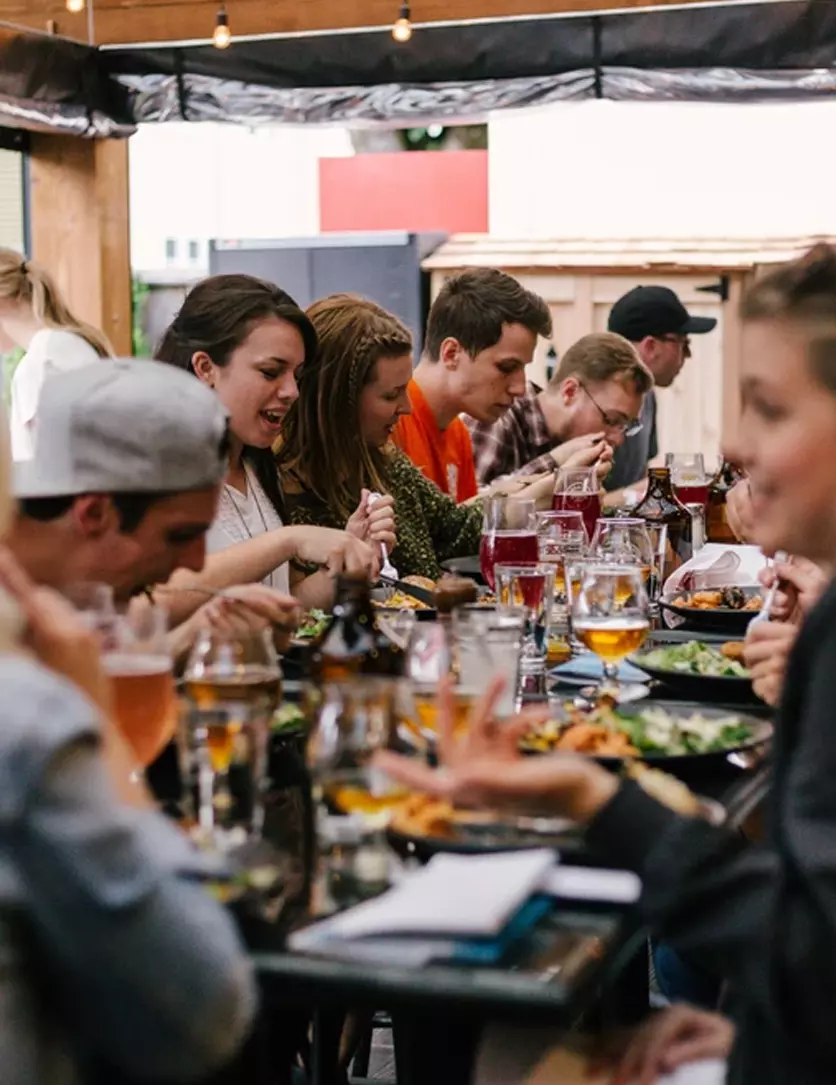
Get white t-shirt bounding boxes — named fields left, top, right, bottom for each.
left=10, top=329, right=102, bottom=461
left=205, top=460, right=290, bottom=593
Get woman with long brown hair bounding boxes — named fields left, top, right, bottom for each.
left=277, top=294, right=553, bottom=579
left=0, top=248, right=111, bottom=460
left=156, top=275, right=390, bottom=618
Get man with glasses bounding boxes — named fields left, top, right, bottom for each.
left=606, top=285, right=717, bottom=496
left=467, top=332, right=652, bottom=487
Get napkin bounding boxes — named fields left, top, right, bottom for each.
left=663, top=544, right=767, bottom=596
left=551, top=655, right=649, bottom=684
left=524, top=1048, right=726, bottom=1085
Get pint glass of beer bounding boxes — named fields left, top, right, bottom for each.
left=182, top=628, right=282, bottom=844
left=102, top=604, right=175, bottom=768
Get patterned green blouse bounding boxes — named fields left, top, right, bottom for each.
left=284, top=450, right=483, bottom=580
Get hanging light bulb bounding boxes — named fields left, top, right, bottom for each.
left=392, top=2, right=412, bottom=42
left=66, top=0, right=85, bottom=13
left=213, top=5, right=231, bottom=48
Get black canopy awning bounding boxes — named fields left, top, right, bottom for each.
left=102, top=0, right=836, bottom=124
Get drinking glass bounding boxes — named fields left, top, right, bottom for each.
left=533, top=509, right=588, bottom=596
left=591, top=518, right=656, bottom=593
left=479, top=496, right=538, bottom=591
left=553, top=466, right=602, bottom=542
left=64, top=581, right=117, bottom=631
left=452, top=605, right=526, bottom=718
left=666, top=452, right=709, bottom=507
left=571, top=564, right=650, bottom=694
left=102, top=604, right=176, bottom=769
left=182, top=628, right=282, bottom=845
left=405, top=621, right=454, bottom=737
left=495, top=563, right=555, bottom=675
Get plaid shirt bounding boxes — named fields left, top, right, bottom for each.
left=465, top=383, right=557, bottom=486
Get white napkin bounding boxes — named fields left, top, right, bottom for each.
left=290, top=849, right=556, bottom=953
left=524, top=1047, right=726, bottom=1085
left=664, top=543, right=768, bottom=595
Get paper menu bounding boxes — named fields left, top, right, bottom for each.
left=293, top=849, right=556, bottom=945
left=524, top=1046, right=726, bottom=1085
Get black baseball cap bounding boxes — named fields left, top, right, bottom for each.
left=608, top=286, right=717, bottom=342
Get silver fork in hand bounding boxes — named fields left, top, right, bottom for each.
left=367, top=491, right=399, bottom=581
left=749, top=550, right=789, bottom=627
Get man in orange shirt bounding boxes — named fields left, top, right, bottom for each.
left=394, top=268, right=553, bottom=502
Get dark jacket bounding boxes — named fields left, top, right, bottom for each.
left=587, top=577, right=836, bottom=1085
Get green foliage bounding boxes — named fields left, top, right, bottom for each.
left=132, top=275, right=152, bottom=357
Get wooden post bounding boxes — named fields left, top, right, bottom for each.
left=28, top=135, right=132, bottom=356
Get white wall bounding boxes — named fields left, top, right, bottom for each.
left=488, top=100, right=836, bottom=239
left=129, top=123, right=353, bottom=273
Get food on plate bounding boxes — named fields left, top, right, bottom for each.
left=271, top=703, right=307, bottom=733
left=375, top=590, right=432, bottom=611
left=433, top=573, right=479, bottom=613
left=626, top=762, right=701, bottom=817
left=670, top=587, right=762, bottom=612
left=635, top=640, right=749, bottom=678
left=295, top=608, right=329, bottom=640
left=522, top=701, right=756, bottom=757
left=390, top=793, right=458, bottom=838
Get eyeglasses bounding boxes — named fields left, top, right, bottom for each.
left=580, top=384, right=643, bottom=438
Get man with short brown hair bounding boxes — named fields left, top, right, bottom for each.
left=466, top=331, right=652, bottom=487
left=393, top=268, right=553, bottom=501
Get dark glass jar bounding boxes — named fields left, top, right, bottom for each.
left=633, top=467, right=694, bottom=584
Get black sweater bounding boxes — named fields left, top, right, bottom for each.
left=587, top=578, right=836, bottom=1085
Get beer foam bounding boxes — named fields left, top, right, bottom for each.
left=103, top=653, right=172, bottom=677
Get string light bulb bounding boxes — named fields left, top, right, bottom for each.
left=66, top=0, right=85, bottom=13
left=213, top=5, right=231, bottom=48
left=392, top=2, right=412, bottom=42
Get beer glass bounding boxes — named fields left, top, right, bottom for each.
left=591, top=518, right=656, bottom=592
left=479, top=496, right=538, bottom=591
left=452, top=605, right=526, bottom=718
left=102, top=604, right=175, bottom=768
left=553, top=466, right=602, bottom=542
left=182, top=628, right=282, bottom=844
left=571, top=564, right=650, bottom=694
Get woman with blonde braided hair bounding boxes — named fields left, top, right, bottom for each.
left=277, top=293, right=552, bottom=579
left=0, top=247, right=111, bottom=460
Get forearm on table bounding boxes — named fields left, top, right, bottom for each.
left=291, top=568, right=337, bottom=611
left=160, top=528, right=302, bottom=624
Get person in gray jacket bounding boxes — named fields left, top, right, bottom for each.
left=0, top=388, right=256, bottom=1081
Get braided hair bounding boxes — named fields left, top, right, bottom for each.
left=276, top=294, right=413, bottom=523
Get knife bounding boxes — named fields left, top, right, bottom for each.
left=378, top=573, right=435, bottom=608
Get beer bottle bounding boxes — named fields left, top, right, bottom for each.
left=633, top=467, right=694, bottom=586
left=310, top=574, right=405, bottom=684
left=706, top=459, right=745, bottom=544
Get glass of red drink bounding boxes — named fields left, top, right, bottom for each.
left=553, top=466, right=602, bottom=541
left=480, top=496, right=538, bottom=591
left=495, top=562, right=555, bottom=673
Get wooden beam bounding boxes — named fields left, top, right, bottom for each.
left=28, top=135, right=132, bottom=355
left=0, top=0, right=724, bottom=46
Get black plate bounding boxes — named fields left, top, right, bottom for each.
left=629, top=650, right=757, bottom=705
left=660, top=585, right=763, bottom=635
left=522, top=699, right=772, bottom=767
left=440, top=555, right=485, bottom=584
left=387, top=815, right=580, bottom=861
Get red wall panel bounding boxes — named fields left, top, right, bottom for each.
left=319, top=150, right=488, bottom=234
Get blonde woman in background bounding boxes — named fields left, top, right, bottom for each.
left=0, top=248, right=111, bottom=460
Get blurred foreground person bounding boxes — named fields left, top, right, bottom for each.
left=0, top=408, right=256, bottom=1083
left=378, top=245, right=836, bottom=1085
left=9, top=359, right=300, bottom=762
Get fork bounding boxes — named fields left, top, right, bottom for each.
left=749, top=549, right=789, bottom=627
left=367, top=491, right=399, bottom=581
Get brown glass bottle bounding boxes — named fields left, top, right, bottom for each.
left=310, top=574, right=405, bottom=684
left=633, top=467, right=694, bottom=583
left=706, top=460, right=745, bottom=544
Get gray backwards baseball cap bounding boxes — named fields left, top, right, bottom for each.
left=14, top=358, right=229, bottom=499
